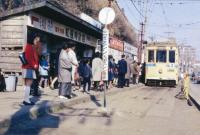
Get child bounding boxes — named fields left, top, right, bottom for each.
left=82, top=59, right=92, bottom=93
left=39, top=55, right=49, bottom=89
left=0, top=69, right=6, bottom=92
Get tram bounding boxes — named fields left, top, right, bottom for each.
left=145, top=40, right=179, bottom=87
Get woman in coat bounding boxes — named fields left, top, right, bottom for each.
left=92, top=52, right=103, bottom=90
left=22, top=34, right=40, bottom=105
left=58, top=43, right=78, bottom=99
left=125, top=56, right=132, bottom=87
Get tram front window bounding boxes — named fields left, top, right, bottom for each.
left=156, top=50, right=167, bottom=63
left=148, top=50, right=154, bottom=62
left=169, top=50, right=175, bottom=63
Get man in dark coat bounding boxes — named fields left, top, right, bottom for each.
left=117, top=55, right=127, bottom=88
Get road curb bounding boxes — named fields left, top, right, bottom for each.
left=0, top=84, right=144, bottom=131
left=189, top=95, right=200, bottom=111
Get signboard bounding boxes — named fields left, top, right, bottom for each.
left=124, top=42, right=138, bottom=56
left=79, top=13, right=102, bottom=29
left=109, top=37, right=123, bottom=52
left=99, top=7, right=115, bottom=25
left=29, top=12, right=65, bottom=37
left=102, top=28, right=109, bottom=81
left=109, top=48, right=123, bottom=62
left=27, top=12, right=97, bottom=47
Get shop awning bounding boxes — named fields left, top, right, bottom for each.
left=0, top=0, right=102, bottom=39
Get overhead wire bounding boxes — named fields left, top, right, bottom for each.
left=117, top=0, right=141, bottom=32
left=130, top=0, right=145, bottom=19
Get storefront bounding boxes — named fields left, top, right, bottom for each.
left=109, top=37, right=124, bottom=62
left=0, top=1, right=102, bottom=85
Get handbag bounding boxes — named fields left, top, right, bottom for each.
left=19, top=52, right=28, bottom=65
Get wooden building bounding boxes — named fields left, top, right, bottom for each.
left=0, top=0, right=102, bottom=85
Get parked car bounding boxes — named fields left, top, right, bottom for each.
left=195, top=72, right=200, bottom=84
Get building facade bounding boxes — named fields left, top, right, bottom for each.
left=0, top=0, right=102, bottom=85
left=178, top=45, right=197, bottom=74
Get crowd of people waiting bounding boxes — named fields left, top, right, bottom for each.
left=19, top=34, right=144, bottom=105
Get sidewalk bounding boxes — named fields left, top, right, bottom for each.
left=0, top=84, right=143, bottom=131
left=190, top=83, right=200, bottom=109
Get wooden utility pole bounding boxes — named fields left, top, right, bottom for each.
left=108, top=0, right=114, bottom=7
left=138, top=22, right=144, bottom=63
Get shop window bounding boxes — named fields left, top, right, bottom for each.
left=87, top=35, right=91, bottom=42
left=148, top=50, right=154, bottom=62
left=74, top=31, right=78, bottom=40
left=156, top=50, right=166, bottom=63
left=66, top=27, right=70, bottom=37
left=70, top=29, right=74, bottom=39
left=78, top=32, right=82, bottom=41
left=169, top=50, right=175, bottom=63
left=82, top=34, right=86, bottom=43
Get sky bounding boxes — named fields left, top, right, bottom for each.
left=117, top=0, right=200, bottom=59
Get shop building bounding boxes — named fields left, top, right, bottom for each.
left=0, top=0, right=102, bottom=85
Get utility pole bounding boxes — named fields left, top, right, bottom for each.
left=108, top=0, right=114, bottom=7
left=138, top=22, right=144, bottom=63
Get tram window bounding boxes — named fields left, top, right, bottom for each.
left=169, top=50, right=175, bottom=63
left=156, top=50, right=167, bottom=63
left=148, top=50, right=154, bottom=62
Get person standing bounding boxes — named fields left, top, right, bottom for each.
left=132, top=61, right=139, bottom=84
left=108, top=55, right=114, bottom=89
left=192, top=72, right=195, bottom=81
left=39, top=55, right=49, bottom=89
left=117, top=55, right=127, bottom=88
left=92, top=52, right=103, bottom=90
left=68, top=42, right=78, bottom=88
left=113, top=59, right=118, bottom=86
left=0, top=69, right=6, bottom=92
left=58, top=42, right=78, bottom=99
left=136, top=62, right=141, bottom=84
left=82, top=59, right=92, bottom=93
left=30, top=36, right=42, bottom=97
left=22, top=34, right=40, bottom=105
left=125, top=56, right=131, bottom=87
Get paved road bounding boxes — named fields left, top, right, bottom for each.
left=3, top=86, right=200, bottom=135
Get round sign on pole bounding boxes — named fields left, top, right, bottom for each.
left=99, top=7, right=115, bottom=25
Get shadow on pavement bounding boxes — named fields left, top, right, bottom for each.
left=2, top=97, right=60, bottom=135
left=90, top=95, right=102, bottom=107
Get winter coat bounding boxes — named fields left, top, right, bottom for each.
left=125, top=58, right=132, bottom=79
left=68, top=49, right=78, bottom=83
left=118, top=59, right=127, bottom=75
left=39, top=60, right=49, bottom=76
left=22, top=44, right=39, bottom=70
left=132, top=62, right=139, bottom=75
left=82, top=64, right=92, bottom=78
left=92, top=58, right=103, bottom=81
left=58, top=49, right=72, bottom=83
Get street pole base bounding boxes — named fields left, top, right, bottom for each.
left=97, top=107, right=112, bottom=117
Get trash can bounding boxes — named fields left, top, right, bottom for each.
left=5, top=75, right=17, bottom=92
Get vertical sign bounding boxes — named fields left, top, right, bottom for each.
left=102, top=27, right=109, bottom=81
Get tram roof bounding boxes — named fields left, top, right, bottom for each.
left=147, top=41, right=177, bottom=47
left=0, top=0, right=102, bottom=39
